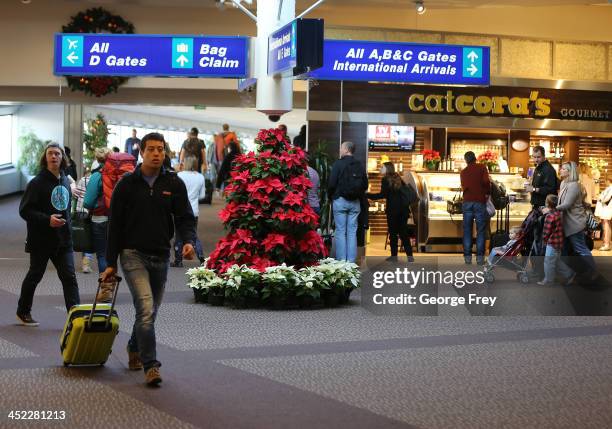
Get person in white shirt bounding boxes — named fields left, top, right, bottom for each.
left=579, top=163, right=598, bottom=206
left=172, top=156, right=206, bottom=266
left=595, top=177, right=612, bottom=251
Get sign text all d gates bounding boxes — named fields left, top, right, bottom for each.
left=308, top=39, right=490, bottom=86
left=54, top=33, right=249, bottom=78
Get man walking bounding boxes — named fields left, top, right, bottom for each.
left=17, top=142, right=80, bottom=326
left=124, top=129, right=141, bottom=160
left=460, top=151, right=490, bottom=265
left=328, top=141, right=368, bottom=262
left=101, top=133, right=196, bottom=387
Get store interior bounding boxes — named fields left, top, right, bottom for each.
left=365, top=125, right=612, bottom=257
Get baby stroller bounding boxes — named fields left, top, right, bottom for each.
left=483, top=207, right=544, bottom=284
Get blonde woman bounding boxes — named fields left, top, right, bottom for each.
left=595, top=177, right=612, bottom=251
left=556, top=161, right=596, bottom=275
left=579, top=163, right=597, bottom=206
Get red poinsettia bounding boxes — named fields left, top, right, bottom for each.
left=262, top=233, right=292, bottom=252
left=282, top=192, right=306, bottom=207
left=288, top=175, right=312, bottom=192
left=298, top=230, right=327, bottom=255
left=230, top=169, right=251, bottom=184
left=247, top=177, right=285, bottom=194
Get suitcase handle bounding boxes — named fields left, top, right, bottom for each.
left=89, top=276, right=121, bottom=331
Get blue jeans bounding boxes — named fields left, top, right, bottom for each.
left=91, top=221, right=108, bottom=273
left=562, top=231, right=597, bottom=273
left=120, top=249, right=169, bottom=371
left=543, top=245, right=573, bottom=283
left=462, top=201, right=487, bottom=261
left=333, top=197, right=361, bottom=262
left=18, top=249, right=80, bottom=314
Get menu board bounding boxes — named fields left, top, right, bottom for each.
left=367, top=125, right=415, bottom=152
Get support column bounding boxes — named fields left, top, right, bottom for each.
left=63, top=104, right=84, bottom=178
left=255, top=0, right=295, bottom=117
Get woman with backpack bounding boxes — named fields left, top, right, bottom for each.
left=366, top=162, right=415, bottom=262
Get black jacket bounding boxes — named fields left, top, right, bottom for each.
left=531, top=160, right=558, bottom=207
left=328, top=155, right=368, bottom=201
left=366, top=176, right=407, bottom=217
left=216, top=148, right=239, bottom=189
left=19, top=169, right=73, bottom=253
left=106, top=166, right=196, bottom=267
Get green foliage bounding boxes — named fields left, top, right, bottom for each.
left=16, top=130, right=46, bottom=175
left=310, top=140, right=335, bottom=234
left=83, top=114, right=109, bottom=169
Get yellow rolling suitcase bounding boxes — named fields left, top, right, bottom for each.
left=60, top=277, right=121, bottom=367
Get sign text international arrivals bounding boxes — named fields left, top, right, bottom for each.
left=54, top=33, right=248, bottom=78
left=308, top=39, right=490, bottom=86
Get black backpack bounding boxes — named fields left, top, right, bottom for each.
left=338, top=160, right=367, bottom=201
left=490, top=180, right=508, bottom=210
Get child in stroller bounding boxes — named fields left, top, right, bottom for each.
left=483, top=207, right=545, bottom=284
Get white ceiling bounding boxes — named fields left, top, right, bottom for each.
left=101, top=104, right=307, bottom=136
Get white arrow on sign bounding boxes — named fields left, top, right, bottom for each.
left=467, top=63, right=478, bottom=76
left=467, top=50, right=478, bottom=62
left=176, top=55, right=189, bottom=66
left=66, top=52, right=79, bottom=64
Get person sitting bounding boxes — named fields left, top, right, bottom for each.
left=486, top=227, right=521, bottom=266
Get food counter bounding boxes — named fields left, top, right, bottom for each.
left=404, top=171, right=532, bottom=252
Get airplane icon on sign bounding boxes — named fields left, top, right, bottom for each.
left=67, top=39, right=78, bottom=49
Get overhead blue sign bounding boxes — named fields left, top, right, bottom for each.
left=268, top=20, right=297, bottom=75
left=53, top=33, right=249, bottom=78
left=308, top=40, right=490, bottom=86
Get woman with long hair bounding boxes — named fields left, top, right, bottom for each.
left=595, top=176, right=612, bottom=251
left=366, top=161, right=415, bottom=262
left=557, top=161, right=596, bottom=276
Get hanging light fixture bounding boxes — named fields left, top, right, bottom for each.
left=415, top=1, right=426, bottom=14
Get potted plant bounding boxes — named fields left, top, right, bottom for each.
left=314, top=258, right=361, bottom=307
left=186, top=265, right=220, bottom=303
left=224, top=264, right=262, bottom=308
left=477, top=150, right=499, bottom=172
left=262, top=264, right=299, bottom=309
left=207, top=277, right=226, bottom=306
left=16, top=130, right=46, bottom=184
left=422, top=149, right=441, bottom=171
left=297, top=267, right=325, bottom=309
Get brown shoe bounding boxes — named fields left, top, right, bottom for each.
left=145, top=367, right=162, bottom=386
left=127, top=347, right=143, bottom=371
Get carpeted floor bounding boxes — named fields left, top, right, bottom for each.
left=0, top=193, right=611, bottom=429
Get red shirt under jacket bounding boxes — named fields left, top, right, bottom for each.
left=460, top=162, right=491, bottom=203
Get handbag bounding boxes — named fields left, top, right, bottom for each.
left=71, top=211, right=94, bottom=253
left=486, top=196, right=496, bottom=217
left=447, top=191, right=463, bottom=215
left=585, top=209, right=600, bottom=232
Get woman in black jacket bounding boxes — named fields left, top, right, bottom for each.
left=366, top=162, right=414, bottom=262
left=216, top=141, right=241, bottom=190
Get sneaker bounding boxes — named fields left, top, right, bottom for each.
left=82, top=265, right=92, bottom=274
left=127, top=346, right=143, bottom=371
left=598, top=245, right=611, bottom=251
left=407, top=256, right=415, bottom=263
left=198, top=256, right=206, bottom=265
left=537, top=280, right=554, bottom=285
left=476, top=259, right=485, bottom=266
left=16, top=313, right=39, bottom=327
left=385, top=256, right=398, bottom=262
left=145, top=367, right=162, bottom=386
left=170, top=261, right=183, bottom=268
left=464, top=257, right=472, bottom=265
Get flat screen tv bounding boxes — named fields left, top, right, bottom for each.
left=367, top=125, right=415, bottom=152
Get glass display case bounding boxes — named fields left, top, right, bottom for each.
left=405, top=171, right=532, bottom=252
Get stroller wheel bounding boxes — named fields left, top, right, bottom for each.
left=484, top=271, right=495, bottom=283
left=518, top=272, right=530, bottom=284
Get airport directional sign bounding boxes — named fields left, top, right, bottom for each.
left=54, top=33, right=249, bottom=78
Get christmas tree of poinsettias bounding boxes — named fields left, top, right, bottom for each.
left=206, top=128, right=328, bottom=273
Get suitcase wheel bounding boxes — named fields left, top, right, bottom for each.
left=484, top=271, right=495, bottom=284
left=517, top=272, right=529, bottom=284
